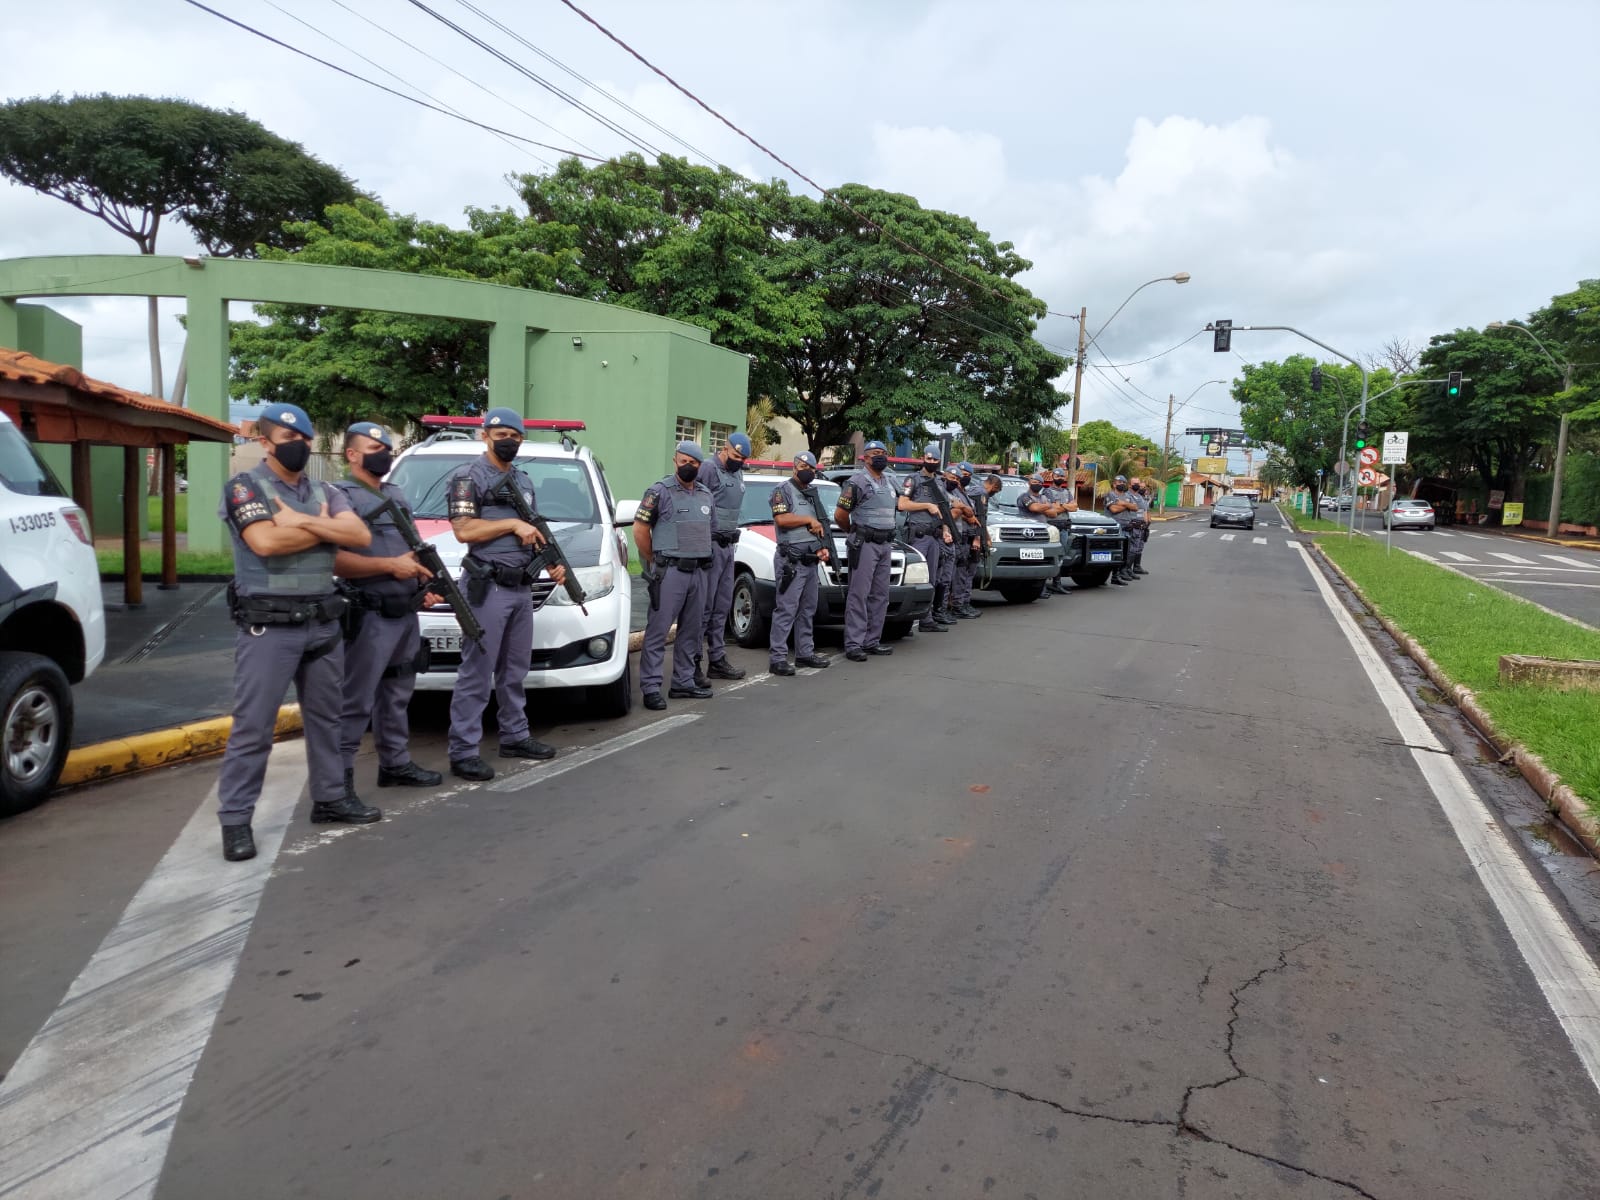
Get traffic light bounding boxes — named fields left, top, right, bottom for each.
left=1212, top=319, right=1232, bottom=353
left=1354, top=419, right=1370, bottom=451
left=1310, top=366, right=1323, bottom=393
left=1447, top=371, right=1462, bottom=397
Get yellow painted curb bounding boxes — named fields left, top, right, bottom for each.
left=58, top=704, right=304, bottom=788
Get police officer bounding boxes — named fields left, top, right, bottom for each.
left=1128, top=478, right=1152, bottom=575
left=767, top=451, right=833, bottom=675
left=696, top=431, right=751, bottom=685
left=1018, top=472, right=1070, bottom=595
left=834, top=439, right=902, bottom=661
left=332, top=423, right=443, bottom=807
left=445, top=408, right=567, bottom=781
left=636, top=441, right=717, bottom=709
left=943, top=462, right=981, bottom=619
left=1048, top=467, right=1080, bottom=593
left=901, top=442, right=956, bottom=633
left=216, top=402, right=376, bottom=862
left=960, top=467, right=1002, bottom=617
left=1105, top=475, right=1141, bottom=584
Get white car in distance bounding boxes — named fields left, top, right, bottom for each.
left=384, top=418, right=634, bottom=716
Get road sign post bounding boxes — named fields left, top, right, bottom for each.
left=1381, top=432, right=1408, bottom=554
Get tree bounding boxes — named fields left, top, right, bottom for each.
left=0, top=94, right=358, bottom=403
left=1075, top=418, right=1159, bottom=459
left=1532, top=279, right=1600, bottom=420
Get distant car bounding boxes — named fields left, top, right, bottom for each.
left=1319, top=494, right=1352, bottom=512
left=1385, top=499, right=1436, bottom=531
left=1210, top=495, right=1256, bottom=530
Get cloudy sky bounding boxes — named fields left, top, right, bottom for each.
left=3, top=0, right=1595, bottom=466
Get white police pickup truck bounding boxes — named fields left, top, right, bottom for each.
left=0, top=410, right=105, bottom=814
left=385, top=418, right=635, bottom=716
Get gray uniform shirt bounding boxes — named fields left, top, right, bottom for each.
left=698, top=454, right=746, bottom=534
left=333, top=479, right=415, bottom=601
left=447, top=456, right=539, bottom=568
left=836, top=469, right=899, bottom=532
left=220, top=463, right=351, bottom=598
left=1018, top=488, right=1051, bottom=518
left=900, top=471, right=947, bottom=536
left=1106, top=489, right=1138, bottom=526
left=771, top=479, right=826, bottom=552
left=637, top=475, right=717, bottom=558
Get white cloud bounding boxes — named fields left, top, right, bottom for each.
left=868, top=123, right=1007, bottom=212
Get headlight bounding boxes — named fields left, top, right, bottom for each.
left=903, top=561, right=930, bottom=585
left=547, top=563, right=615, bottom=603
left=1046, top=525, right=1061, bottom=543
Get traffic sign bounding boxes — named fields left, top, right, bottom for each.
left=1358, top=446, right=1379, bottom=467
left=1382, top=431, right=1409, bottom=464
left=1358, top=467, right=1378, bottom=486
left=1333, top=460, right=1349, bottom=476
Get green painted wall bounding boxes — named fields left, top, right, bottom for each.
left=0, top=256, right=749, bottom=550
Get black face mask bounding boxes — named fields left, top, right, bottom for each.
left=490, top=438, right=520, bottom=463
left=922, top=461, right=938, bottom=473
left=361, top=449, right=393, bottom=478
left=676, top=462, right=700, bottom=483
left=795, top=468, right=816, bottom=487
left=868, top=455, right=888, bottom=472
left=1029, top=484, right=1043, bottom=493
left=272, top=438, right=311, bottom=473
left=727, top=457, right=745, bottom=472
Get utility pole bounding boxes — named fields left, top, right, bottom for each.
left=1067, top=305, right=1087, bottom=482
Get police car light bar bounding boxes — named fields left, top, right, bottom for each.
left=419, top=415, right=587, bottom=431
left=742, top=459, right=794, bottom=470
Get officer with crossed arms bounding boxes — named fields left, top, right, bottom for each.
left=767, top=451, right=833, bottom=675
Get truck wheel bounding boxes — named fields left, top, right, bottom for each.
left=998, top=585, right=1041, bottom=604
left=0, top=652, right=74, bottom=817
left=729, top=571, right=769, bottom=649
left=593, top=655, right=634, bottom=718
left=1071, top=568, right=1113, bottom=589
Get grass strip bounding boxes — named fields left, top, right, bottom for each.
left=146, top=494, right=188, bottom=533
left=96, top=548, right=234, bottom=576
left=1318, top=534, right=1600, bottom=813
left=1284, top=509, right=1350, bottom=534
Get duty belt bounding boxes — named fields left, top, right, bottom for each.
left=228, top=585, right=348, bottom=627
left=853, top=527, right=895, bottom=544
left=712, top=530, right=742, bottom=547
left=349, top=588, right=421, bottom=618
left=778, top=546, right=822, bottom=565
left=464, top=557, right=536, bottom=588
left=658, top=556, right=712, bottom=572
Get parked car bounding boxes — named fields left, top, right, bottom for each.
left=1319, top=493, right=1353, bottom=512
left=992, top=476, right=1129, bottom=590
left=384, top=419, right=635, bottom=717
left=1384, top=499, right=1436, bottom=531
left=1210, top=495, right=1256, bottom=530
left=716, top=469, right=933, bottom=648
left=975, top=497, right=1064, bottom=603
left=0, top=410, right=106, bottom=814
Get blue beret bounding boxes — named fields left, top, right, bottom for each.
left=345, top=421, right=393, bottom=449
left=922, top=442, right=940, bottom=458
left=958, top=461, right=973, bottom=474
left=863, top=439, right=887, bottom=453
left=1028, top=472, right=1044, bottom=483
left=676, top=440, right=706, bottom=463
left=1114, top=474, right=1128, bottom=482
left=794, top=450, right=818, bottom=467
left=259, top=402, right=312, bottom=436
left=483, top=407, right=524, bottom=430
left=727, top=432, right=752, bottom=456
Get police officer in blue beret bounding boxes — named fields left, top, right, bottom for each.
left=767, top=451, right=833, bottom=675
left=332, top=422, right=444, bottom=807
left=444, top=408, right=568, bottom=780
left=635, top=441, right=717, bottom=709
left=695, top=430, right=751, bottom=685
left=901, top=442, right=956, bottom=633
left=1104, top=475, right=1140, bottom=585
left=215, top=402, right=377, bottom=862
left=835, top=439, right=901, bottom=660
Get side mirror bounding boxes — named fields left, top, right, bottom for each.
left=613, top=499, right=639, bottom=525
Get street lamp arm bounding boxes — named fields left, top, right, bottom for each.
left=1090, top=273, right=1190, bottom=341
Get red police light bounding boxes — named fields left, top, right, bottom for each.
left=419, top=415, right=587, bottom=431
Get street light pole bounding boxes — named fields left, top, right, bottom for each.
left=1488, top=321, right=1575, bottom=537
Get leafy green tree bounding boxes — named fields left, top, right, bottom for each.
left=0, top=93, right=357, bottom=398
left=1076, top=418, right=1158, bottom=458
left=1530, top=279, right=1600, bottom=420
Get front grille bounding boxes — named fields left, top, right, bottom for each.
left=529, top=580, right=557, bottom=611
left=997, top=525, right=1046, bottom=541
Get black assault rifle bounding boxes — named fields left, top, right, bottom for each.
left=370, top=492, right=485, bottom=645
left=488, top=476, right=590, bottom=615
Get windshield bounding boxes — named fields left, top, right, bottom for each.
left=388, top=453, right=600, bottom=523
left=738, top=478, right=841, bottom=526
left=0, top=420, right=66, bottom=498
left=1217, top=497, right=1251, bottom=508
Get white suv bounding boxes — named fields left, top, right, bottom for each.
left=0, top=410, right=105, bottom=813
left=384, top=419, right=634, bottom=716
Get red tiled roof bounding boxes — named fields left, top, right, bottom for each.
left=0, top=349, right=238, bottom=445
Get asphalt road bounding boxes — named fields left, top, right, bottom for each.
left=1335, top=507, right=1600, bottom=627
left=6, top=513, right=1600, bottom=1199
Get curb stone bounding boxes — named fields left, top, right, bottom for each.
left=1308, top=542, right=1600, bottom=858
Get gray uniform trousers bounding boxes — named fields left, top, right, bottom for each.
left=700, top=542, right=737, bottom=662
left=218, top=618, right=345, bottom=827
left=911, top=530, right=948, bottom=606
left=447, top=582, right=533, bottom=761
left=769, top=559, right=819, bottom=663
left=842, top=539, right=894, bottom=652
left=950, top=540, right=976, bottom=608
left=1127, top=521, right=1147, bottom=557
left=641, top=564, right=705, bottom=694
left=340, top=612, right=421, bottom=772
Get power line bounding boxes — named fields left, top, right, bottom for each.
left=454, top=0, right=724, bottom=168
left=1095, top=328, right=1206, bottom=368
left=179, top=0, right=605, bottom=160
left=327, top=0, right=602, bottom=160
left=405, top=0, right=665, bottom=158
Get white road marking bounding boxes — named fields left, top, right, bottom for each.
left=1219, top=533, right=1235, bottom=541
left=1431, top=530, right=1455, bottom=537
left=1544, top=555, right=1600, bottom=571
left=1252, top=536, right=1268, bottom=545
left=1460, top=532, right=1491, bottom=540
left=0, top=745, right=309, bottom=1200
left=1286, top=540, right=1304, bottom=550
left=1190, top=531, right=1206, bottom=538
left=1440, top=551, right=1479, bottom=562
left=1297, top=548, right=1600, bottom=1096
left=1489, top=552, right=1537, bottom=564
left=1159, top=532, right=1175, bottom=538
left=1484, top=578, right=1600, bottom=590
left=488, top=712, right=703, bottom=793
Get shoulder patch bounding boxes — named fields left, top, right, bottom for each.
left=448, top=475, right=481, bottom=520
left=224, top=473, right=271, bottom=531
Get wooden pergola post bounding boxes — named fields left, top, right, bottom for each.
left=160, top=443, right=178, bottom=590
left=121, top=445, right=143, bottom=608
left=70, top=441, right=95, bottom=535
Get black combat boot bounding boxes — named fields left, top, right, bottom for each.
left=221, top=824, right=256, bottom=862
left=1110, top=569, right=1130, bottom=586
left=693, top=656, right=710, bottom=688
left=312, top=793, right=383, bottom=824
left=1132, top=554, right=1148, bottom=576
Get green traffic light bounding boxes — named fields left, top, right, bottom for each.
left=1354, top=440, right=1366, bottom=450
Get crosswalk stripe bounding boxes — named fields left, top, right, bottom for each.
left=1286, top=540, right=1304, bottom=550
left=1219, top=533, right=1236, bottom=541
left=1190, top=531, right=1206, bottom=538
left=1461, top=532, right=1491, bottom=540
left=1441, top=551, right=1479, bottom=562
left=1489, top=552, right=1536, bottom=564
left=1544, top=555, right=1600, bottom=571
left=1432, top=530, right=1455, bottom=537
left=1159, top=531, right=1174, bottom=538
left=1253, top=536, right=1267, bottom=544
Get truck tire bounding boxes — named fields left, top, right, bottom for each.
left=1071, top=568, right=1113, bottom=589
left=998, top=584, right=1042, bottom=604
left=592, top=655, right=634, bottom=718
left=0, top=651, right=74, bottom=817
left=729, top=571, right=769, bottom=649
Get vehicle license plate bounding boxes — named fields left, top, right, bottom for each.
left=1090, top=550, right=1113, bottom=563
left=427, top=631, right=462, bottom=655
left=1020, top=546, right=1043, bottom=561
